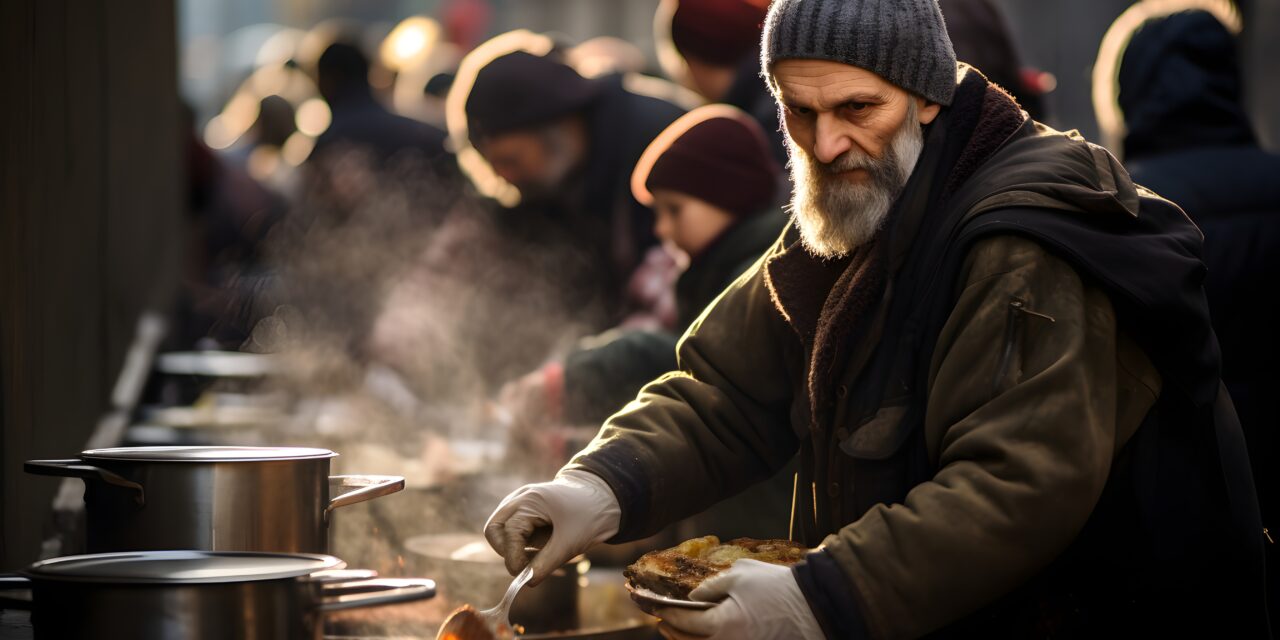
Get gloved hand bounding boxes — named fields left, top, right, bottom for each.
left=483, top=469, right=620, bottom=585
left=655, top=559, right=825, bottom=640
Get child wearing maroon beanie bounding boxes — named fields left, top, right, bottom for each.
left=500, top=107, right=782, bottom=425
left=631, top=104, right=782, bottom=266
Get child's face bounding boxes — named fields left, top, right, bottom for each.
left=652, top=190, right=736, bottom=260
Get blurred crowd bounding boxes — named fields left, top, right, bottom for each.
left=177, top=0, right=1277, bottom=619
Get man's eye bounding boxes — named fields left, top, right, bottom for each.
left=786, top=105, right=812, bottom=116
left=845, top=102, right=869, bottom=111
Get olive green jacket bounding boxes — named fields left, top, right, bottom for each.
left=565, top=66, right=1192, bottom=637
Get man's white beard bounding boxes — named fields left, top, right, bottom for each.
left=786, top=106, right=926, bottom=258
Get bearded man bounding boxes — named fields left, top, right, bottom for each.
left=482, top=0, right=1269, bottom=637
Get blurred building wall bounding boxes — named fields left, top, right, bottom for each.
left=0, top=0, right=182, bottom=569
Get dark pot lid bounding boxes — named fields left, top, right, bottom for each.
left=80, top=446, right=337, bottom=462
left=25, top=551, right=344, bottom=584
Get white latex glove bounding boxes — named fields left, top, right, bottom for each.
left=483, top=469, right=620, bottom=585
left=655, top=559, right=825, bottom=640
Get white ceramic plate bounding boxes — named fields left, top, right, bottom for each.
left=625, top=582, right=715, bottom=615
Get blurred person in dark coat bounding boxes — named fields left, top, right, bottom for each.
left=178, top=103, right=284, bottom=349
left=1101, top=6, right=1280, bottom=624
left=313, top=41, right=450, bottom=166
left=457, top=45, right=686, bottom=326
left=937, top=0, right=1049, bottom=120
left=654, top=0, right=784, bottom=163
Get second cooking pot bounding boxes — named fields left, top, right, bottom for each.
left=25, top=446, right=405, bottom=554
left=0, top=550, right=434, bottom=640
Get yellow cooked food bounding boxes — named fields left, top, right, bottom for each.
left=625, top=536, right=807, bottom=600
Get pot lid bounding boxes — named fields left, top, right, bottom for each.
left=155, top=350, right=279, bottom=377
left=80, top=446, right=337, bottom=462
left=25, top=551, right=344, bottom=584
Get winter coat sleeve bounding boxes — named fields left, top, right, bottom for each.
left=561, top=329, right=680, bottom=425
left=809, top=235, right=1162, bottom=639
left=566, top=253, right=800, bottom=541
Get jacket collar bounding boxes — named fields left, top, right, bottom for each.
left=764, top=66, right=1025, bottom=345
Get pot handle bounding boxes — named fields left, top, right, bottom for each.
left=301, top=569, right=378, bottom=584
left=325, top=475, right=405, bottom=520
left=316, top=578, right=435, bottom=613
left=24, top=459, right=145, bottom=506
left=0, top=574, right=33, bottom=611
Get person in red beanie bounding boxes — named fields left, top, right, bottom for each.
left=498, top=104, right=787, bottom=450
left=655, top=0, right=784, bottom=163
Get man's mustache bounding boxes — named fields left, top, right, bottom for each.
left=821, top=150, right=876, bottom=174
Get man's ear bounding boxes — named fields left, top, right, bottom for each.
left=917, top=97, right=941, bottom=125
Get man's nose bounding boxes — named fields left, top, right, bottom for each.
left=813, top=113, right=854, bottom=165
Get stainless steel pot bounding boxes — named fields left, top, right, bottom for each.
left=25, top=446, right=405, bottom=554
left=0, top=550, right=434, bottom=640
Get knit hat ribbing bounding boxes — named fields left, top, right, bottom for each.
left=632, top=105, right=781, bottom=217
left=761, top=0, right=958, bottom=106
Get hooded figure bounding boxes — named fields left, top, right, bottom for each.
left=1105, top=8, right=1280, bottom=625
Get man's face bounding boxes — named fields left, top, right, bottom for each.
left=772, top=59, right=940, bottom=257
left=477, top=122, right=583, bottom=203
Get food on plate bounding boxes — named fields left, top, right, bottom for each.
left=624, top=536, right=807, bottom=600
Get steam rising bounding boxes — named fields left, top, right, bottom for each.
left=240, top=147, right=612, bottom=633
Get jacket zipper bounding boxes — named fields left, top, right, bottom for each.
left=994, top=299, right=1026, bottom=391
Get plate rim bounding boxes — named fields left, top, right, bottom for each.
left=624, top=581, right=716, bottom=610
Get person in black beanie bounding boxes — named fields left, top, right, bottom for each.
left=455, top=42, right=686, bottom=327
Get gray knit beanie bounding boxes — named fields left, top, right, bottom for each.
left=761, top=0, right=958, bottom=106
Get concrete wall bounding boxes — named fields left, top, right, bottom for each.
left=0, top=0, right=181, bottom=570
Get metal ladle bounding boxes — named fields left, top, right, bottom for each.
left=436, top=564, right=534, bottom=640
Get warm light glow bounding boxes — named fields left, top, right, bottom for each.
left=295, top=98, right=332, bottom=137
left=205, top=91, right=263, bottom=150
left=282, top=132, right=316, bottom=166
left=380, top=17, right=440, bottom=71
left=203, top=115, right=236, bottom=150
left=247, top=64, right=291, bottom=100
left=247, top=145, right=281, bottom=181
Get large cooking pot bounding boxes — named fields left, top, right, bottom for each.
left=0, top=550, right=434, bottom=640
left=25, top=446, right=405, bottom=554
